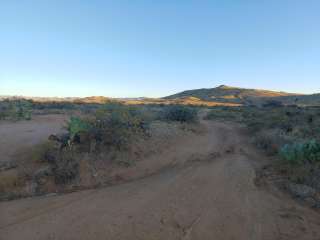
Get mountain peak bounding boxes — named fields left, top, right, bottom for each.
left=164, top=85, right=295, bottom=104
left=216, top=85, right=236, bottom=89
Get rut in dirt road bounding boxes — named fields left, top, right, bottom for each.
left=1, top=120, right=320, bottom=240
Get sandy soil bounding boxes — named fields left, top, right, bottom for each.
left=0, top=115, right=68, bottom=164
left=1, top=119, right=320, bottom=240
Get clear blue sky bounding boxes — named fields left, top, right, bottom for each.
left=1, top=0, right=319, bottom=97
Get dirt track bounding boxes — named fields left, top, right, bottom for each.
left=1, top=119, right=320, bottom=240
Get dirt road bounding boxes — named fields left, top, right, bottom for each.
left=1, top=120, right=320, bottom=240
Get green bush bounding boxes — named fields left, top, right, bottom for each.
left=0, top=111, right=5, bottom=120
left=65, top=104, right=150, bottom=151
left=280, top=140, right=320, bottom=166
left=0, top=99, right=32, bottom=120
left=161, top=105, right=198, bottom=123
left=67, top=116, right=92, bottom=139
left=93, top=105, right=149, bottom=149
left=51, top=151, right=79, bottom=184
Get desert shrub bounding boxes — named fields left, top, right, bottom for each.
left=0, top=99, right=32, bottom=120
left=161, top=105, right=198, bottom=123
left=0, top=102, right=7, bottom=119
left=67, top=116, right=92, bottom=139
left=280, top=140, right=320, bottom=166
left=92, top=104, right=150, bottom=149
left=78, top=104, right=100, bottom=114
left=277, top=163, right=314, bottom=184
left=95, top=102, right=125, bottom=115
left=22, top=104, right=152, bottom=189
left=32, top=101, right=76, bottom=111
left=13, top=100, right=32, bottom=120
left=51, top=151, right=79, bottom=184
left=63, top=104, right=150, bottom=151
left=253, top=133, right=279, bottom=156
left=25, top=104, right=151, bottom=187
left=0, top=112, right=5, bottom=120
left=25, top=142, right=79, bottom=185
left=29, top=141, right=58, bottom=163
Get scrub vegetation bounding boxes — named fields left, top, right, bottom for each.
left=206, top=105, right=320, bottom=195
left=0, top=103, right=200, bottom=200
left=0, top=99, right=32, bottom=120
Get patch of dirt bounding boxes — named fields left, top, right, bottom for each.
left=0, top=114, right=68, bottom=164
left=1, top=118, right=320, bottom=239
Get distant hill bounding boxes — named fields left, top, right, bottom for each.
left=164, top=85, right=297, bottom=105
left=1, top=85, right=320, bottom=106
left=75, top=96, right=113, bottom=104
left=0, top=95, right=81, bottom=102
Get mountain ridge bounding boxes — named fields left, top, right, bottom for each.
left=165, top=85, right=320, bottom=106
left=163, top=85, right=300, bottom=104
left=1, top=85, right=320, bottom=106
